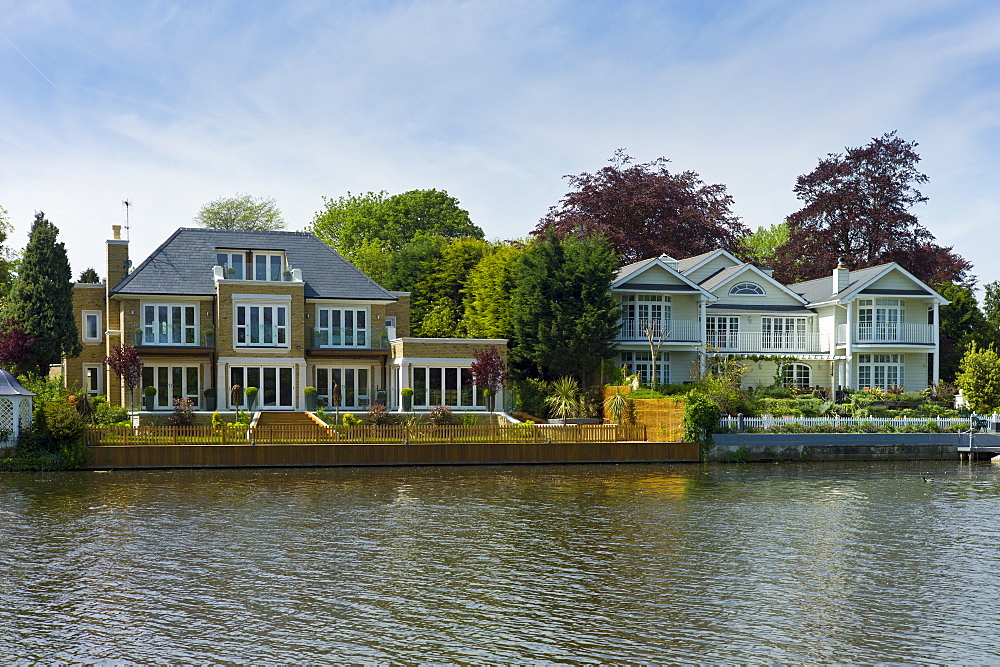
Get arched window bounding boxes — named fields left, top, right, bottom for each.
left=729, top=282, right=765, bottom=296
left=784, top=363, right=811, bottom=388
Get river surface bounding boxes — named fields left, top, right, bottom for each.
left=2, top=461, right=1000, bottom=663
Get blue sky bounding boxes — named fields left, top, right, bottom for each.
left=2, top=0, right=1000, bottom=288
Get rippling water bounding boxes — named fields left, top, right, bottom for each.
left=2, top=461, right=1000, bottom=662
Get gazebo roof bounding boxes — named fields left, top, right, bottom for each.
left=0, top=369, right=35, bottom=396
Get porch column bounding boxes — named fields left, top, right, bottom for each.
left=217, top=363, right=227, bottom=410
left=845, top=301, right=854, bottom=389
left=699, top=298, right=707, bottom=376
left=932, top=302, right=940, bottom=386
left=297, top=362, right=308, bottom=411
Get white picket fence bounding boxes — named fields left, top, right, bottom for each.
left=719, top=414, right=997, bottom=432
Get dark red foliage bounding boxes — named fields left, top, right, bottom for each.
left=533, top=150, right=748, bottom=264
left=469, top=347, right=506, bottom=393
left=773, top=132, right=973, bottom=286
left=0, top=318, right=35, bottom=375
left=105, top=345, right=143, bottom=394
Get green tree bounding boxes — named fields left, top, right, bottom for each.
left=413, top=238, right=494, bottom=337
left=956, top=343, right=1000, bottom=413
left=981, top=280, right=1000, bottom=343
left=5, top=213, right=81, bottom=375
left=936, top=281, right=991, bottom=382
left=509, top=234, right=620, bottom=385
left=737, top=221, right=790, bottom=268
left=0, top=204, right=15, bottom=295
left=310, top=189, right=484, bottom=277
left=194, top=194, right=286, bottom=231
left=78, top=267, right=100, bottom=283
left=462, top=243, right=525, bottom=338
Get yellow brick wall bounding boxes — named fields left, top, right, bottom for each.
left=393, top=339, right=507, bottom=360
left=215, top=281, right=306, bottom=358
left=67, top=285, right=108, bottom=392
left=386, top=293, right=411, bottom=338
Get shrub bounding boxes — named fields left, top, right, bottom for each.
left=304, top=386, right=317, bottom=396
left=512, top=378, right=549, bottom=418
left=367, top=403, right=391, bottom=426
left=167, top=397, right=195, bottom=426
left=545, top=376, right=583, bottom=422
left=956, top=344, right=1000, bottom=413
left=342, top=413, right=362, bottom=426
left=428, top=405, right=454, bottom=425
left=683, top=391, right=721, bottom=446
left=401, top=387, right=414, bottom=398
left=143, top=385, right=156, bottom=396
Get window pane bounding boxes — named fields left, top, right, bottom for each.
left=157, top=367, right=169, bottom=407
left=461, top=368, right=474, bottom=406
left=358, top=369, right=368, bottom=401
left=429, top=368, right=442, bottom=405
left=280, top=368, right=292, bottom=406
left=255, top=256, right=267, bottom=281
left=413, top=368, right=427, bottom=407
left=445, top=368, right=458, bottom=406
left=345, top=369, right=355, bottom=407
left=263, top=368, right=277, bottom=406
left=232, top=254, right=243, bottom=280
left=270, top=255, right=281, bottom=281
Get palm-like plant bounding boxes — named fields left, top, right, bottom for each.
left=545, top=376, right=582, bottom=423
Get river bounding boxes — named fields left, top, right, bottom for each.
left=2, top=461, right=999, bottom=663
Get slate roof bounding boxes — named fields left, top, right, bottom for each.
left=111, top=228, right=396, bottom=301
left=614, top=257, right=658, bottom=283
left=676, top=250, right=723, bottom=274
left=788, top=264, right=894, bottom=304
left=697, top=264, right=751, bottom=291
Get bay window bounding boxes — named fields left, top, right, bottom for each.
left=142, top=304, right=198, bottom=345
left=235, top=303, right=288, bottom=347
left=315, top=307, right=368, bottom=347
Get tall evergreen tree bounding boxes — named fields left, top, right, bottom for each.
left=509, top=234, right=619, bottom=385
left=462, top=243, right=525, bottom=339
left=5, top=212, right=81, bottom=375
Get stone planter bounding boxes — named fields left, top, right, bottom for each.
left=305, top=395, right=317, bottom=411
left=134, top=331, right=143, bottom=346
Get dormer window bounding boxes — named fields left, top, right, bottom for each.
left=216, top=251, right=245, bottom=279
left=215, top=250, right=289, bottom=281
left=730, top=282, right=765, bottom=296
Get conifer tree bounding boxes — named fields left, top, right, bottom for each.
left=509, top=234, right=619, bottom=385
left=5, top=212, right=81, bottom=375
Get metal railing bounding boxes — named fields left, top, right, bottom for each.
left=617, top=319, right=700, bottom=342
left=310, top=326, right=390, bottom=350
left=83, top=423, right=647, bottom=446
left=235, top=325, right=288, bottom=347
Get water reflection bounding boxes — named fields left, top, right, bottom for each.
left=2, top=462, right=999, bottom=662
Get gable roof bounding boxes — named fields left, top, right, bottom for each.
left=789, top=263, right=947, bottom=305
left=699, top=263, right=808, bottom=304
left=111, top=228, right=395, bottom=301
left=613, top=255, right=715, bottom=297
left=676, top=248, right=742, bottom=276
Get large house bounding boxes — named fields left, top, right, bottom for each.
left=612, top=249, right=948, bottom=393
left=67, top=226, right=505, bottom=412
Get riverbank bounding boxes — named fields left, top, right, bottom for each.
left=709, top=432, right=994, bottom=462
left=84, top=440, right=700, bottom=469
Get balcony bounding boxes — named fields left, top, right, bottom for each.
left=617, top=319, right=700, bottom=342
left=213, top=265, right=302, bottom=283
left=310, top=327, right=390, bottom=350
left=135, top=327, right=213, bottom=348
left=837, top=323, right=936, bottom=346
left=709, top=332, right=827, bottom=354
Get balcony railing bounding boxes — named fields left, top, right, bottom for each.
left=235, top=326, right=288, bottom=348
left=709, top=332, right=827, bottom=354
left=837, top=323, right=936, bottom=346
left=617, top=319, right=700, bottom=342
left=136, top=327, right=212, bottom=347
left=310, top=327, right=390, bottom=350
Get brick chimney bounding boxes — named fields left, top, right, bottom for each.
left=833, top=259, right=849, bottom=295
left=106, top=225, right=129, bottom=289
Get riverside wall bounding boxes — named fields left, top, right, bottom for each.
left=709, top=433, right=1000, bottom=462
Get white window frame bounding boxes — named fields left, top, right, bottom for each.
left=706, top=316, right=739, bottom=349
left=229, top=365, right=295, bottom=409
left=729, top=282, right=766, bottom=296
left=761, top=316, right=807, bottom=350
left=252, top=252, right=287, bottom=282
left=234, top=302, right=289, bottom=348
left=857, top=353, right=904, bottom=390
left=83, top=363, right=103, bottom=395
left=410, top=366, right=485, bottom=409
left=216, top=250, right=246, bottom=280
left=82, top=310, right=102, bottom=342
left=142, top=303, right=199, bottom=346
left=784, top=363, right=811, bottom=388
left=315, top=307, right=369, bottom=348
left=857, top=299, right=905, bottom=342
left=621, top=351, right=670, bottom=386
left=141, top=365, right=200, bottom=410
left=315, top=366, right=371, bottom=409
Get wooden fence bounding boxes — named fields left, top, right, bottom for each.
left=83, top=423, right=648, bottom=447
left=602, top=386, right=685, bottom=441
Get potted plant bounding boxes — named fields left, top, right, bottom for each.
left=202, top=328, right=214, bottom=347
left=283, top=268, right=293, bottom=281
left=245, top=386, right=259, bottom=411
left=401, top=387, right=414, bottom=412
left=376, top=389, right=387, bottom=406
left=304, top=386, right=317, bottom=411
left=134, top=328, right=144, bottom=346
left=143, top=385, right=156, bottom=411
left=203, top=387, right=216, bottom=412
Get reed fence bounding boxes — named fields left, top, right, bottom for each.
left=83, top=423, right=648, bottom=446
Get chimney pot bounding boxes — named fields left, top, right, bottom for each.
left=112, top=225, right=121, bottom=240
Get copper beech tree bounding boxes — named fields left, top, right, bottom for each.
left=772, top=132, right=972, bottom=285
left=534, top=150, right=747, bottom=264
